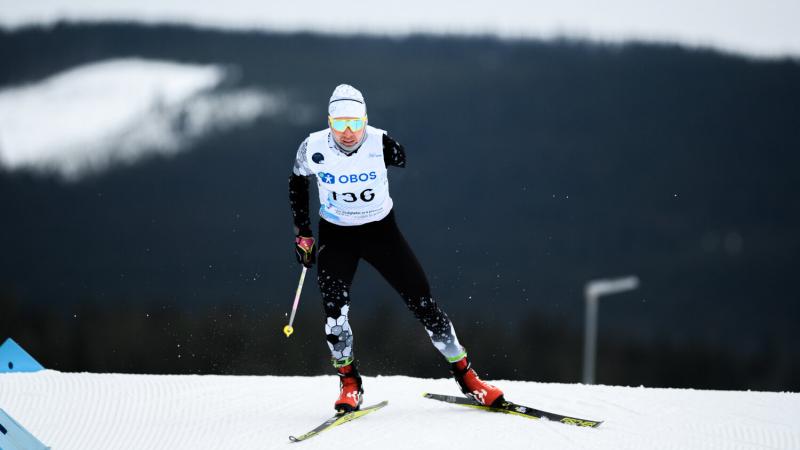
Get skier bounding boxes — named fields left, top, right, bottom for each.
left=288, top=84, right=504, bottom=412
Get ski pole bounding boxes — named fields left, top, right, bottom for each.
left=283, top=266, right=308, bottom=337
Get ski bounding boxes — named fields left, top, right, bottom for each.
left=289, top=400, right=388, bottom=442
left=423, top=393, right=602, bottom=428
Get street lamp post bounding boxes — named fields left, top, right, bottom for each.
left=582, top=276, right=640, bottom=385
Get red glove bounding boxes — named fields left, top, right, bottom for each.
left=294, top=235, right=316, bottom=268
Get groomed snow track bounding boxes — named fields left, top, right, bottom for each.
left=1, top=371, right=798, bottom=449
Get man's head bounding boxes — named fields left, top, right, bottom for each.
left=328, top=84, right=367, bottom=153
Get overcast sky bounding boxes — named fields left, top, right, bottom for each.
left=1, top=0, right=799, bottom=58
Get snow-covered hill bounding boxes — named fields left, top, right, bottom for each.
left=1, top=371, right=798, bottom=449
left=0, top=58, right=282, bottom=180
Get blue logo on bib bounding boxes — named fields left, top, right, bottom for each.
left=319, top=172, right=335, bottom=184
left=312, top=152, right=325, bottom=164
left=318, top=171, right=376, bottom=185
left=337, top=172, right=377, bottom=183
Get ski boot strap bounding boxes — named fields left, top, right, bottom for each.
left=337, top=361, right=362, bottom=384
left=451, top=357, right=472, bottom=377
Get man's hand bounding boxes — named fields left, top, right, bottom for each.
left=382, top=134, right=406, bottom=168
left=294, top=235, right=316, bottom=268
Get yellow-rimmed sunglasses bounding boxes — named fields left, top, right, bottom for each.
left=329, top=116, right=367, bottom=132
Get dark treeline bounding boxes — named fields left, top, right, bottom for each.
left=3, top=293, right=791, bottom=391
left=1, top=23, right=799, bottom=390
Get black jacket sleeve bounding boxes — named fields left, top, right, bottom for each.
left=383, top=133, right=406, bottom=168
left=289, top=174, right=312, bottom=236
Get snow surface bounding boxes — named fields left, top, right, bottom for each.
left=1, top=0, right=799, bottom=58
left=0, top=58, right=284, bottom=180
left=1, top=370, right=799, bottom=449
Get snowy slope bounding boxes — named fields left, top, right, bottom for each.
left=0, top=58, right=282, bottom=180
left=1, top=371, right=798, bottom=449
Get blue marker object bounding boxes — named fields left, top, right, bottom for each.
left=0, top=409, right=50, bottom=450
left=0, top=338, right=45, bottom=373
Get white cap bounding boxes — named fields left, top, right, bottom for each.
left=328, top=84, right=366, bottom=118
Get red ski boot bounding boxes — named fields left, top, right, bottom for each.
left=451, top=356, right=504, bottom=407
left=334, top=362, right=363, bottom=413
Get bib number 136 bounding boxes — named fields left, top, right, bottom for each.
left=332, top=189, right=375, bottom=203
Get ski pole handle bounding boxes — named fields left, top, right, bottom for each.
left=283, top=266, right=308, bottom=337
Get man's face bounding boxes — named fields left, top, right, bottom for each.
left=330, top=117, right=367, bottom=148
